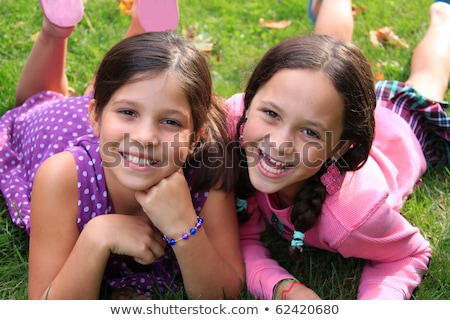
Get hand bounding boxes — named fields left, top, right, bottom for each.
left=85, top=213, right=166, bottom=265
left=135, top=169, right=198, bottom=237
left=275, top=281, right=322, bottom=300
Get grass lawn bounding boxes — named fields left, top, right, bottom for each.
left=0, top=0, right=449, bottom=300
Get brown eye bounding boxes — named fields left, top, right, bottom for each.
left=162, top=119, right=181, bottom=127
left=119, top=109, right=137, bottom=117
left=302, top=129, right=320, bottom=139
left=264, top=109, right=279, bottom=119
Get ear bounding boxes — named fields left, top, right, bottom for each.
left=188, top=128, right=204, bottom=156
left=188, top=142, right=196, bottom=156
left=88, top=99, right=100, bottom=137
left=195, top=127, right=205, bottom=142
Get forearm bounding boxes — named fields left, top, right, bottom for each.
left=172, top=228, right=244, bottom=299
left=358, top=250, right=431, bottom=299
left=238, top=196, right=294, bottom=299
left=242, top=240, right=295, bottom=299
left=37, top=228, right=111, bottom=299
left=335, top=209, right=432, bottom=300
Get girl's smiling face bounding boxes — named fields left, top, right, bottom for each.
left=89, top=72, right=194, bottom=192
left=242, top=68, right=346, bottom=203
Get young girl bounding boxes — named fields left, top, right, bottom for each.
left=0, top=1, right=244, bottom=299
left=226, top=1, right=450, bottom=300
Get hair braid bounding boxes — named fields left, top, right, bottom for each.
left=288, top=168, right=327, bottom=260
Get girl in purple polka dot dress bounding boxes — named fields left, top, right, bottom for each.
left=0, top=0, right=244, bottom=300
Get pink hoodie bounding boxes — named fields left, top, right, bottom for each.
left=227, top=93, right=431, bottom=299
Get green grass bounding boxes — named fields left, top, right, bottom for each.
left=0, top=0, right=449, bottom=300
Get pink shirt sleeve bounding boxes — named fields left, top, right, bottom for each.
left=350, top=107, right=430, bottom=299
left=225, top=93, right=246, bottom=140
left=334, top=202, right=431, bottom=299
left=306, top=157, right=431, bottom=299
left=239, top=196, right=297, bottom=299
left=306, top=158, right=431, bottom=299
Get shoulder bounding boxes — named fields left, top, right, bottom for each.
left=225, top=93, right=245, bottom=138
left=31, top=151, right=79, bottom=231
left=65, top=135, right=102, bottom=169
left=65, top=136, right=112, bottom=223
left=323, top=157, right=390, bottom=228
left=373, top=106, right=415, bottom=142
left=34, top=151, right=78, bottom=192
left=226, top=93, right=245, bottom=112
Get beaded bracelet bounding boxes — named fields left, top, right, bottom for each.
left=163, top=216, right=204, bottom=246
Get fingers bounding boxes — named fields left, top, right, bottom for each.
left=132, top=243, right=165, bottom=265
left=132, top=227, right=167, bottom=265
left=135, top=170, right=192, bottom=224
left=148, top=230, right=167, bottom=258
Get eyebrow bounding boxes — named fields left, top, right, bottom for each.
left=113, top=99, right=191, bottom=118
left=303, top=119, right=328, bottom=132
left=163, top=108, right=191, bottom=120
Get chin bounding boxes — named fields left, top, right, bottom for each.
left=249, top=175, right=281, bottom=195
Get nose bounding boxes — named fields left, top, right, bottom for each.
left=279, top=141, right=294, bottom=156
left=268, top=129, right=295, bottom=156
left=129, top=121, right=160, bottom=147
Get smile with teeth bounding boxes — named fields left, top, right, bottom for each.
left=123, top=153, right=158, bottom=166
left=259, top=151, right=293, bottom=174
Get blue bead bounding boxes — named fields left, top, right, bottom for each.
left=165, top=216, right=205, bottom=246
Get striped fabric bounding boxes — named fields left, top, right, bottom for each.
left=375, top=80, right=450, bottom=167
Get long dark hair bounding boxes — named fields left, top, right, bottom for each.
left=93, top=31, right=233, bottom=192
left=235, top=34, right=376, bottom=258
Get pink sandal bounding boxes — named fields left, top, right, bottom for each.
left=136, top=0, right=179, bottom=32
left=39, top=0, right=84, bottom=28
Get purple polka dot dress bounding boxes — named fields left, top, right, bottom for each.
left=0, top=90, right=210, bottom=297
left=0, top=90, right=92, bottom=231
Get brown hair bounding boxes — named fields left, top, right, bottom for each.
left=93, top=31, right=232, bottom=191
left=235, top=34, right=376, bottom=258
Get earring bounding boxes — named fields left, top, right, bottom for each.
left=320, top=162, right=344, bottom=195
left=239, top=118, right=246, bottom=146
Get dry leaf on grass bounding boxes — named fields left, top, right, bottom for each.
left=14, top=21, right=26, bottom=27
left=67, top=87, right=79, bottom=97
left=182, top=25, right=214, bottom=56
left=369, top=26, right=409, bottom=49
left=194, top=36, right=214, bottom=56
left=119, top=0, right=134, bottom=16
left=373, top=61, right=385, bottom=81
left=183, top=25, right=197, bottom=41
left=352, top=4, right=367, bottom=17
left=258, top=18, right=291, bottom=29
left=374, top=71, right=385, bottom=81
left=30, top=31, right=40, bottom=42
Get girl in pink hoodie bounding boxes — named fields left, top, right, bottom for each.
left=226, top=1, right=449, bottom=299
